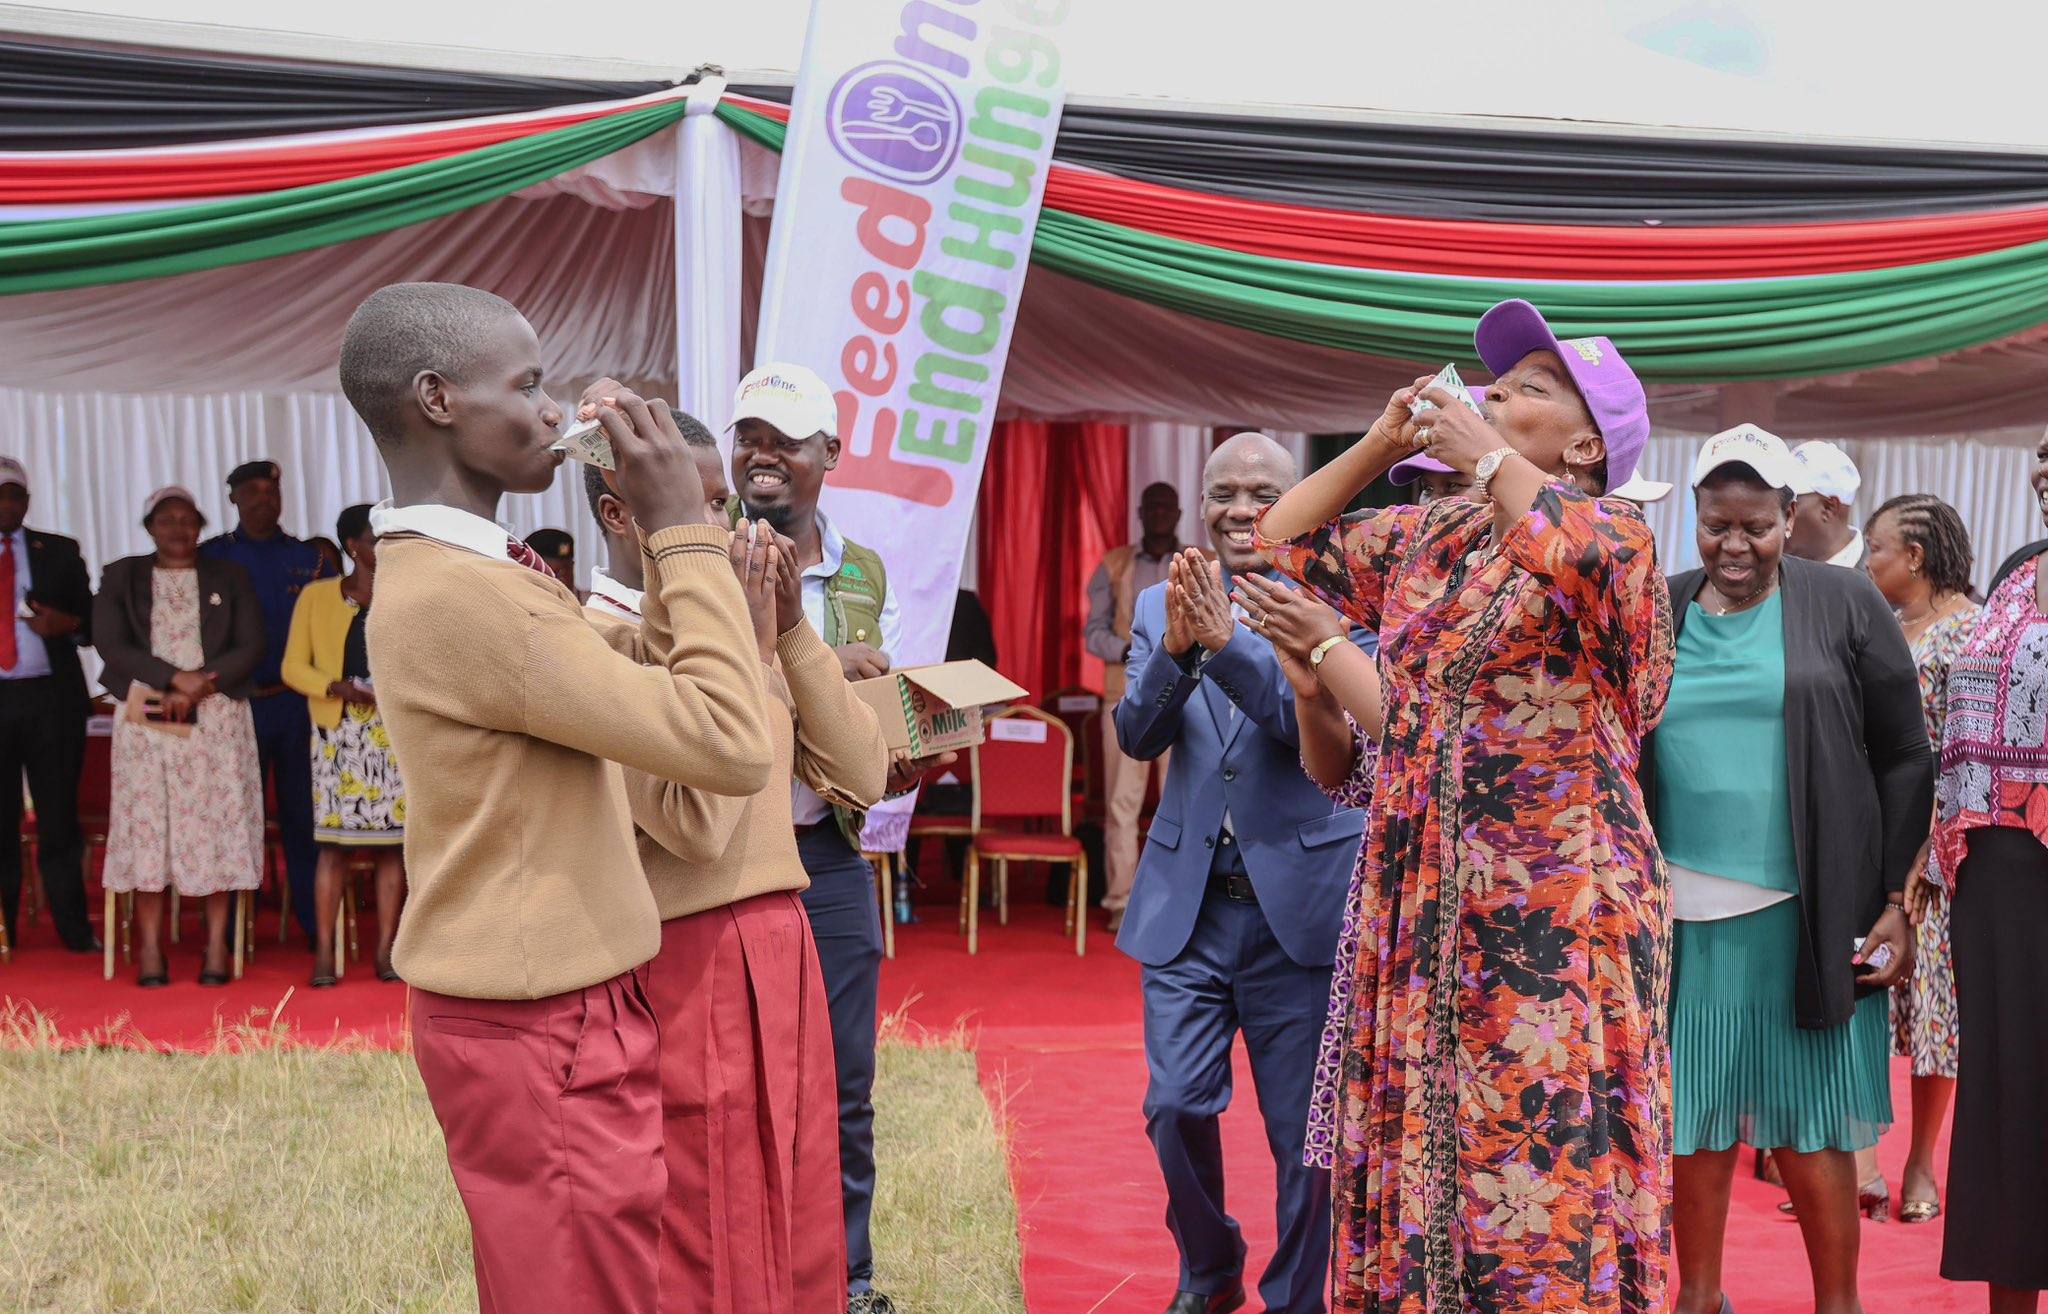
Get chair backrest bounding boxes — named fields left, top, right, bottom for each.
left=971, top=705, right=1074, bottom=833
left=1040, top=686, right=1103, bottom=804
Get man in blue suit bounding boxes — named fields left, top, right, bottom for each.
left=1115, top=433, right=1367, bottom=1314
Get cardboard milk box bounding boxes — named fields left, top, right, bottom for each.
left=851, top=660, right=1028, bottom=757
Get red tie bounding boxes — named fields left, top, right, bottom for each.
left=0, top=537, right=16, bottom=672
left=505, top=537, right=554, bottom=578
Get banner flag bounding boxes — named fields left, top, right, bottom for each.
left=756, top=0, right=1070, bottom=849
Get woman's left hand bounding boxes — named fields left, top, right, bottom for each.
left=1231, top=573, right=1346, bottom=664
left=1854, top=904, right=1915, bottom=989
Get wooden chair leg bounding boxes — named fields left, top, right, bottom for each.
left=1073, top=854, right=1088, bottom=957
left=996, top=859, right=1009, bottom=926
left=964, top=850, right=980, bottom=955
left=103, top=887, right=115, bottom=980
left=232, top=892, right=247, bottom=981
left=119, top=892, right=132, bottom=967
left=880, top=852, right=895, bottom=961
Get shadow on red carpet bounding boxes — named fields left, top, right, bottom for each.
left=3, top=898, right=1966, bottom=1313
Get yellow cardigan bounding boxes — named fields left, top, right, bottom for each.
left=281, top=576, right=363, bottom=730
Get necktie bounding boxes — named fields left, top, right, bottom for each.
left=505, top=537, right=554, bottom=578
left=0, top=536, right=16, bottom=672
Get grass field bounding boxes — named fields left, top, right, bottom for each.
left=0, top=1006, right=1023, bottom=1314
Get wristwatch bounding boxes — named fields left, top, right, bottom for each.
left=1472, top=447, right=1516, bottom=502
left=1308, top=635, right=1347, bottom=669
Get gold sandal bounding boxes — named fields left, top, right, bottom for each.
left=1899, top=1198, right=1942, bottom=1224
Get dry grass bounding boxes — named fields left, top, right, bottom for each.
left=0, top=1004, right=1023, bottom=1314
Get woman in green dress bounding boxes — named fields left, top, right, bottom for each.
left=1647, top=425, right=1929, bottom=1314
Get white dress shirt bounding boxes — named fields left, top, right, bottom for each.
left=369, top=501, right=523, bottom=562
left=586, top=566, right=644, bottom=621
left=1827, top=528, right=1866, bottom=570
left=2, top=527, right=52, bottom=680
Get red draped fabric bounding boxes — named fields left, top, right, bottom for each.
left=976, top=421, right=1129, bottom=699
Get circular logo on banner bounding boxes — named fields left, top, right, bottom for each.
left=825, top=61, right=963, bottom=185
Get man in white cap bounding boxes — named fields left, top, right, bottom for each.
left=0, top=456, right=99, bottom=954
left=726, top=361, right=930, bottom=1314
left=1787, top=439, right=1866, bottom=569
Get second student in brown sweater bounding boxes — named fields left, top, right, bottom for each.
left=583, top=416, right=890, bottom=1314
left=342, top=284, right=772, bottom=1314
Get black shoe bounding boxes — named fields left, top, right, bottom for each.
left=137, top=970, right=170, bottom=988
left=848, top=1292, right=897, bottom=1314
left=198, top=969, right=230, bottom=987
left=310, top=971, right=339, bottom=989
left=1164, top=1284, right=1246, bottom=1314
left=64, top=935, right=105, bottom=954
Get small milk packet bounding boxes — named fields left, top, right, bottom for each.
left=1408, top=362, right=1483, bottom=419
left=551, top=416, right=615, bottom=471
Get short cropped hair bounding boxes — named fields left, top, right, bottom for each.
left=579, top=406, right=718, bottom=526
left=339, top=282, right=522, bottom=444
left=336, top=503, right=374, bottom=545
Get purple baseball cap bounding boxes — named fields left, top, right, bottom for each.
left=1390, top=387, right=1488, bottom=485
left=1473, top=299, right=1649, bottom=491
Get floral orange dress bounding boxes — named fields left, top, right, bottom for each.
left=1259, top=484, right=1674, bottom=1314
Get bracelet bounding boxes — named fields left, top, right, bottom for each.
left=1308, top=635, right=1347, bottom=669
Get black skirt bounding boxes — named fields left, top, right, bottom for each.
left=1943, top=826, right=2048, bottom=1290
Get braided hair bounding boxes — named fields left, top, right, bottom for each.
left=1867, top=493, right=1974, bottom=598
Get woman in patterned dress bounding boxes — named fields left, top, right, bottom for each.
left=1862, top=494, right=1977, bottom=1224
left=1257, top=300, right=1674, bottom=1314
left=282, top=504, right=406, bottom=986
left=93, top=487, right=267, bottom=986
left=1927, top=435, right=2048, bottom=1310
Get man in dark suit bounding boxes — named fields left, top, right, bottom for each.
left=0, top=456, right=97, bottom=951
left=1113, top=433, right=1368, bottom=1314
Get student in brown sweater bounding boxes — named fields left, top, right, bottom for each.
left=338, top=283, right=772, bottom=1314
left=583, top=404, right=891, bottom=1313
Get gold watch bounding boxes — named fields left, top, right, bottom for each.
left=1309, top=635, right=1347, bottom=669
left=1472, top=447, right=1516, bottom=502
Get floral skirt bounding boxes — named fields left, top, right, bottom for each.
left=1890, top=893, right=1959, bottom=1078
left=312, top=704, right=405, bottom=846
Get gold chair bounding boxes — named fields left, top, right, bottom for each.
left=862, top=849, right=901, bottom=959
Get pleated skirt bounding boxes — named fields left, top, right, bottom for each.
left=1671, top=897, right=1892, bottom=1156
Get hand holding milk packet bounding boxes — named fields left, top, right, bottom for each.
left=1408, top=362, right=1484, bottom=420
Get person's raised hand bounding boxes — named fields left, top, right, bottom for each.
left=729, top=519, right=780, bottom=661
left=1180, top=550, right=1235, bottom=654
left=1412, top=386, right=1505, bottom=475
left=772, top=531, right=804, bottom=638
left=582, top=383, right=706, bottom=534
left=837, top=643, right=891, bottom=681
left=1854, top=905, right=1915, bottom=989
left=1162, top=555, right=1196, bottom=657
left=885, top=748, right=958, bottom=796
left=1366, top=373, right=1436, bottom=452
left=1232, top=572, right=1345, bottom=665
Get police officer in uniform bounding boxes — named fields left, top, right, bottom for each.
left=202, top=460, right=332, bottom=942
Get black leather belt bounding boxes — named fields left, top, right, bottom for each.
left=1208, top=871, right=1258, bottom=904
left=793, top=820, right=832, bottom=837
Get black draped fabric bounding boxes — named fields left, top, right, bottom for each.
left=0, top=37, right=670, bottom=147
left=733, top=84, right=2048, bottom=224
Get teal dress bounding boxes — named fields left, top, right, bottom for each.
left=1656, top=593, right=1892, bottom=1156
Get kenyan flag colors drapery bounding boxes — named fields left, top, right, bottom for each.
left=6, top=61, right=2048, bottom=381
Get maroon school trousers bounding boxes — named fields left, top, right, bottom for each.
left=647, top=890, right=846, bottom=1314
left=410, top=966, right=664, bottom=1314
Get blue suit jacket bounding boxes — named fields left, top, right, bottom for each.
left=1112, top=578, right=1369, bottom=969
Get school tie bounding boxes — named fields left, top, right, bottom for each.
left=505, top=537, right=554, bottom=578
left=0, top=536, right=16, bottom=672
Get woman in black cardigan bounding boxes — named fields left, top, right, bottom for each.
left=93, top=487, right=267, bottom=986
left=1644, top=428, right=1929, bottom=1314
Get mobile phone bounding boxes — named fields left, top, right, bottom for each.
left=1854, top=937, right=1895, bottom=974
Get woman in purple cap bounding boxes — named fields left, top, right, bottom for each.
left=1252, top=300, right=1674, bottom=1314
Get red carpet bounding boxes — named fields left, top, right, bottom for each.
left=4, top=897, right=1969, bottom=1313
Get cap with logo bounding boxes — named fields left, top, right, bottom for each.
left=0, top=456, right=26, bottom=492
left=524, top=528, right=574, bottom=560
left=1790, top=440, right=1860, bottom=505
left=1690, top=423, right=1804, bottom=491
left=730, top=363, right=838, bottom=441
left=1473, top=299, right=1650, bottom=492
left=226, top=459, right=281, bottom=490
left=142, top=484, right=206, bottom=526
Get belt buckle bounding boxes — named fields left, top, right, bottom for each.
left=1225, top=873, right=1257, bottom=903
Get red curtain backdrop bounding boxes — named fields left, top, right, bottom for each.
left=976, top=421, right=1129, bottom=699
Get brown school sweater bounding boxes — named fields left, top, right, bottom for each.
left=589, top=592, right=890, bottom=920
left=367, top=524, right=772, bottom=999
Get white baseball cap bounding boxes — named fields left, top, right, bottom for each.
left=730, top=363, right=838, bottom=440
left=1791, top=440, right=1861, bottom=504
left=142, top=484, right=204, bottom=525
left=1691, top=423, right=1804, bottom=491
left=0, top=457, right=26, bottom=492
left=1607, top=475, right=1673, bottom=504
